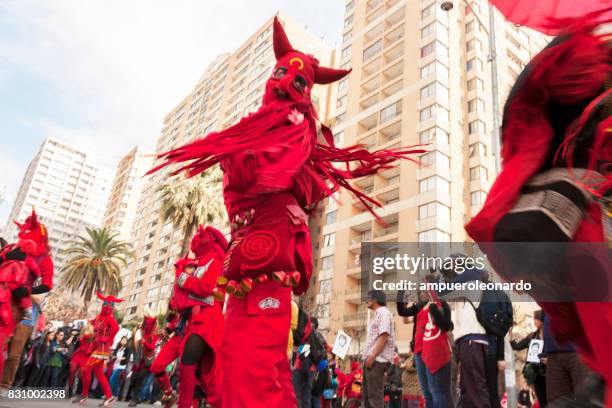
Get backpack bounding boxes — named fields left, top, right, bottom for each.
left=469, top=290, right=513, bottom=337
left=309, top=330, right=327, bottom=364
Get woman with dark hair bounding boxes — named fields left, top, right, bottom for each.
left=27, top=330, right=55, bottom=386
left=43, top=330, right=69, bottom=387
left=109, top=336, right=131, bottom=398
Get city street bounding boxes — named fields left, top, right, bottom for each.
left=0, top=398, right=144, bottom=408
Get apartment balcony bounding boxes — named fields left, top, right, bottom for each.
left=345, top=286, right=362, bottom=304
left=344, top=312, right=367, bottom=328
left=366, top=0, right=385, bottom=23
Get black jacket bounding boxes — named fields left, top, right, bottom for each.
left=112, top=346, right=132, bottom=366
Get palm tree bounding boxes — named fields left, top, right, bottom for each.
left=61, top=227, right=134, bottom=313
left=157, top=166, right=226, bottom=255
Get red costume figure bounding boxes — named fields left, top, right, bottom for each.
left=0, top=209, right=54, bottom=392
left=151, top=225, right=226, bottom=408
left=74, top=293, right=121, bottom=406
left=69, top=331, right=94, bottom=397
left=149, top=17, right=422, bottom=407
left=465, top=15, right=611, bottom=406
left=128, top=315, right=159, bottom=406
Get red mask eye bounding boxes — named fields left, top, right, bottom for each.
left=272, top=67, right=287, bottom=79
left=293, top=75, right=307, bottom=94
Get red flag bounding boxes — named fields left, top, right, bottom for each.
left=490, top=0, right=612, bottom=34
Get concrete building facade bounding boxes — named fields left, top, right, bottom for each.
left=102, top=146, right=153, bottom=242
left=4, top=137, right=112, bottom=272
left=313, top=0, right=548, bottom=353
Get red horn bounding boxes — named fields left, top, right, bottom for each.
left=314, top=66, right=352, bottom=85
left=273, top=16, right=293, bottom=59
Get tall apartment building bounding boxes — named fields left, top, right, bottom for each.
left=119, top=11, right=339, bottom=317
left=4, top=137, right=112, bottom=272
left=313, top=0, right=548, bottom=353
left=102, top=146, right=153, bottom=242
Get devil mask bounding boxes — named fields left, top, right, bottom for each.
left=97, top=292, right=123, bottom=316
left=190, top=225, right=228, bottom=259
left=262, top=17, right=350, bottom=106
left=14, top=209, right=49, bottom=256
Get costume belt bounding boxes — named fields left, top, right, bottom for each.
left=212, top=270, right=300, bottom=300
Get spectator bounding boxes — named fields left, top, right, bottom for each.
left=400, top=353, right=423, bottom=408
left=43, top=329, right=69, bottom=387
left=336, top=360, right=362, bottom=407
left=385, top=353, right=403, bottom=408
left=27, top=330, right=55, bottom=387
left=412, top=287, right=453, bottom=408
left=541, top=312, right=592, bottom=403
left=362, top=290, right=395, bottom=408
left=442, top=254, right=491, bottom=408
left=292, top=309, right=317, bottom=408
left=109, top=336, right=131, bottom=397
left=517, top=382, right=533, bottom=408
left=510, top=310, right=546, bottom=405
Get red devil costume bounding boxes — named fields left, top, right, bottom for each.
left=151, top=225, right=226, bottom=408
left=69, top=332, right=94, bottom=397
left=129, top=315, right=159, bottom=406
left=0, top=209, right=53, bottom=391
left=148, top=17, right=422, bottom=407
left=74, top=293, right=121, bottom=406
left=465, top=13, right=611, bottom=405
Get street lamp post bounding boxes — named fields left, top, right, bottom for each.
left=441, top=2, right=514, bottom=407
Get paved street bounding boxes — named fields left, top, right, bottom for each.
left=0, top=398, right=148, bottom=408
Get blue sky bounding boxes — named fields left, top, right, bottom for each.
left=0, top=0, right=345, bottom=226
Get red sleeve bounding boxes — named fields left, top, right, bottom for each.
left=142, top=334, right=158, bottom=350
left=177, top=258, right=220, bottom=298
left=37, top=255, right=54, bottom=289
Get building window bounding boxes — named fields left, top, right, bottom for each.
left=420, top=127, right=450, bottom=145
left=468, top=120, right=486, bottom=134
left=343, top=31, right=352, bottom=44
left=467, top=78, right=485, bottom=91
left=420, top=104, right=449, bottom=122
left=420, top=83, right=436, bottom=99
left=466, top=39, right=482, bottom=52
left=344, top=14, right=354, bottom=29
left=418, top=229, right=450, bottom=242
left=421, top=23, right=435, bottom=39
left=380, top=101, right=402, bottom=123
left=341, top=45, right=352, bottom=60
left=419, top=202, right=450, bottom=220
left=469, top=166, right=488, bottom=181
left=363, top=40, right=382, bottom=62
left=338, top=79, right=348, bottom=93
left=420, top=62, right=436, bottom=78
left=421, top=4, right=434, bottom=18
left=466, top=58, right=483, bottom=72
left=420, top=151, right=450, bottom=169
left=321, top=256, right=334, bottom=270
left=471, top=190, right=487, bottom=205
left=337, top=96, right=347, bottom=109
left=320, top=279, right=332, bottom=294
left=419, top=176, right=450, bottom=194
left=469, top=142, right=487, bottom=157
left=323, top=233, right=336, bottom=248
left=326, top=210, right=337, bottom=224
left=466, top=21, right=474, bottom=33
left=468, top=98, right=485, bottom=113
left=421, top=42, right=435, bottom=57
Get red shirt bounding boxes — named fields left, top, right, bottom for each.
left=413, top=307, right=429, bottom=354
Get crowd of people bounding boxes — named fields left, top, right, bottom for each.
left=0, top=8, right=609, bottom=408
